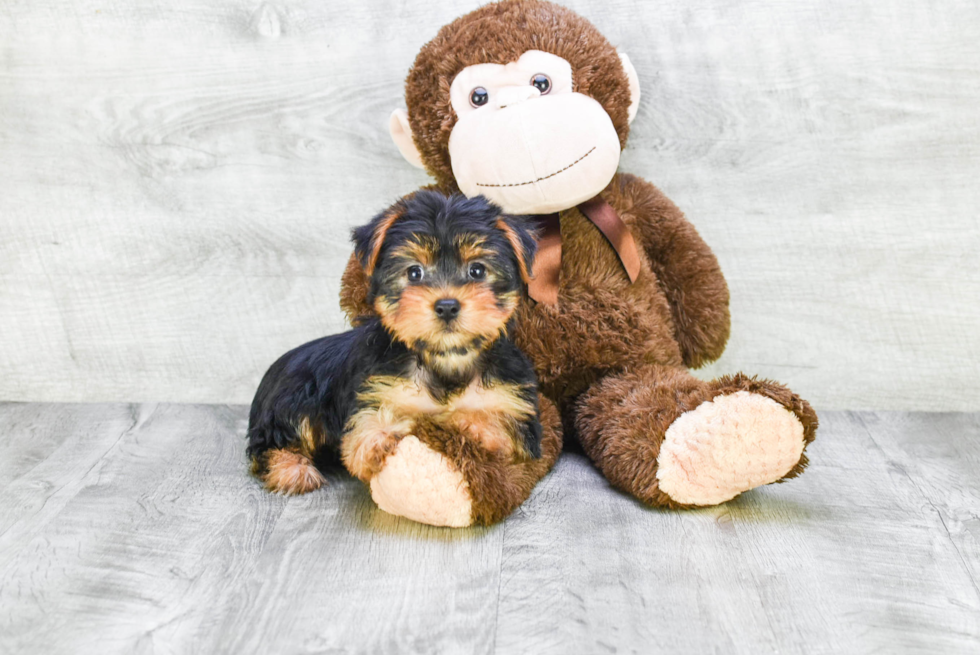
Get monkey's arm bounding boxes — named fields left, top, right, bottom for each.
left=610, top=173, right=731, bottom=368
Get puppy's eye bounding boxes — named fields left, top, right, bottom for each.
left=470, top=87, right=489, bottom=107
left=407, top=265, right=424, bottom=283
left=468, top=262, right=487, bottom=280
left=530, top=74, right=551, bottom=95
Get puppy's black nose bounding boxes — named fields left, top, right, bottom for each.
left=434, top=298, right=461, bottom=322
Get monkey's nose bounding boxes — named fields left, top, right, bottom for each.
left=434, top=298, right=461, bottom=322
left=496, top=85, right=540, bottom=109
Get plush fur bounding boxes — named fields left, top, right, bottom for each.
left=575, top=367, right=817, bottom=509
left=249, top=192, right=561, bottom=525
left=339, top=0, right=818, bottom=517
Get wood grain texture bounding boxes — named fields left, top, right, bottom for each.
left=1, top=0, right=979, bottom=409
left=496, top=412, right=980, bottom=654
left=0, top=402, right=502, bottom=655
left=0, top=404, right=978, bottom=653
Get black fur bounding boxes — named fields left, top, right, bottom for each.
left=247, top=191, right=542, bottom=476
left=246, top=319, right=410, bottom=466
left=353, top=191, right=536, bottom=311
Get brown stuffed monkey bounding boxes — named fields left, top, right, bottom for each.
left=340, top=0, right=818, bottom=525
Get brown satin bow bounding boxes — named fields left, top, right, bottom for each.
left=527, top=196, right=642, bottom=305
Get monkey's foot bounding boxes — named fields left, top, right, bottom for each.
left=576, top=366, right=818, bottom=508
left=370, top=436, right=475, bottom=527
left=656, top=391, right=807, bottom=506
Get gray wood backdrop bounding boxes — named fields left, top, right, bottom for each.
left=1, top=0, right=978, bottom=409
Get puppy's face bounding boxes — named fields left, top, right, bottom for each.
left=353, top=193, right=536, bottom=377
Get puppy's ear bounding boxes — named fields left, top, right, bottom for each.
left=495, top=216, right=538, bottom=286
left=352, top=201, right=406, bottom=276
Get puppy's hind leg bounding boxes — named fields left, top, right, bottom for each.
left=249, top=417, right=326, bottom=495
left=255, top=449, right=325, bottom=495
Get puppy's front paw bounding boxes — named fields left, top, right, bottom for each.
left=452, top=416, right=526, bottom=460
left=369, top=436, right=474, bottom=528
left=341, top=409, right=414, bottom=482
left=656, top=391, right=807, bottom=506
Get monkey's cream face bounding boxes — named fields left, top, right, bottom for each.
left=446, top=51, right=622, bottom=215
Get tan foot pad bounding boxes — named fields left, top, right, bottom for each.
left=369, top=436, right=474, bottom=527
left=656, top=391, right=805, bottom=506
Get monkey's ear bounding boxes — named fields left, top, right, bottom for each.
left=618, top=52, right=641, bottom=124
left=352, top=203, right=405, bottom=276
left=389, top=108, right=425, bottom=169
left=496, top=216, right=538, bottom=286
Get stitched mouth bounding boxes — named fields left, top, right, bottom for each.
left=475, top=146, right=596, bottom=188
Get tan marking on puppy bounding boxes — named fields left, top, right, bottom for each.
left=421, top=349, right=482, bottom=378
left=364, top=208, right=404, bottom=276
left=448, top=381, right=536, bottom=458
left=452, top=285, right=518, bottom=341
left=378, top=284, right=518, bottom=355
left=457, top=236, right=491, bottom=262
left=357, top=374, right=443, bottom=415
left=377, top=286, right=459, bottom=349
left=390, top=238, right=436, bottom=267
left=350, top=374, right=535, bottom=461
left=450, top=381, right=536, bottom=419
left=451, top=413, right=524, bottom=458
left=342, top=406, right=414, bottom=481
left=495, top=218, right=532, bottom=284
left=373, top=295, right=399, bottom=324
left=297, top=416, right=318, bottom=456
left=377, top=286, right=487, bottom=380
left=261, top=448, right=325, bottom=495
left=357, top=376, right=533, bottom=420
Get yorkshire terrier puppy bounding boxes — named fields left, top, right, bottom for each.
left=246, top=191, right=540, bottom=495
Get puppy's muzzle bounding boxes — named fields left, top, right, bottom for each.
left=434, top=298, right=461, bottom=323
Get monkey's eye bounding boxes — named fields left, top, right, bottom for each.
left=531, top=74, right=551, bottom=95
left=470, top=87, right=489, bottom=107
left=468, top=262, right=487, bottom=280
left=407, top=265, right=424, bottom=283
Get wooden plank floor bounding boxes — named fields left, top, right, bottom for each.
left=0, top=404, right=978, bottom=654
